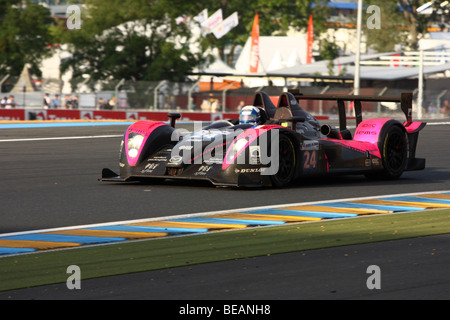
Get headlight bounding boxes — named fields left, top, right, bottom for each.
left=225, top=137, right=249, bottom=164
left=234, top=138, right=249, bottom=154
left=127, top=133, right=145, bottom=159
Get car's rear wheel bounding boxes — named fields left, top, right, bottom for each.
left=367, top=124, right=407, bottom=180
left=271, top=135, right=296, bottom=187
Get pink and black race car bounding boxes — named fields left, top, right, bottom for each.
left=101, top=91, right=426, bottom=188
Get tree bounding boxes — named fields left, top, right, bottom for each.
left=365, top=0, right=439, bottom=51
left=60, top=0, right=210, bottom=89
left=319, top=37, right=340, bottom=75
left=0, top=0, right=54, bottom=77
left=365, top=0, right=407, bottom=52
left=59, top=0, right=329, bottom=88
left=397, top=0, right=435, bottom=50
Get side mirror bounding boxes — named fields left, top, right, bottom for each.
left=167, top=113, right=181, bottom=128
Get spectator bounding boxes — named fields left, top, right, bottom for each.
left=441, top=100, right=450, bottom=114
left=72, top=95, right=79, bottom=109
left=211, top=99, right=221, bottom=112
left=64, top=95, right=72, bottom=109
left=188, top=97, right=196, bottom=111
left=105, top=96, right=116, bottom=110
left=237, top=100, right=245, bottom=110
left=200, top=99, right=211, bottom=112
left=6, top=95, right=17, bottom=108
left=427, top=102, right=438, bottom=114
left=1, top=96, right=7, bottom=108
left=43, top=93, right=51, bottom=109
left=50, top=94, right=61, bottom=109
left=97, top=98, right=106, bottom=110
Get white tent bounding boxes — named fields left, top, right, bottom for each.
left=234, top=36, right=308, bottom=74
left=11, top=64, right=38, bottom=93
left=194, top=48, right=237, bottom=74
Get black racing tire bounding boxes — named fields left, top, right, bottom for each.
left=378, top=124, right=408, bottom=179
left=270, top=134, right=296, bottom=187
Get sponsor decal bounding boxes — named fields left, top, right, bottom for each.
left=204, top=157, right=222, bottom=165
left=371, top=158, right=381, bottom=166
left=0, top=116, right=21, bottom=120
left=141, top=163, right=159, bottom=173
left=234, top=168, right=262, bottom=174
left=126, top=112, right=139, bottom=121
left=36, top=110, right=47, bottom=120
left=179, top=145, right=193, bottom=151
left=81, top=111, right=93, bottom=120
left=355, top=130, right=377, bottom=135
left=168, top=156, right=183, bottom=165
left=302, top=140, right=319, bottom=150
left=194, top=165, right=212, bottom=176
left=150, top=156, right=169, bottom=162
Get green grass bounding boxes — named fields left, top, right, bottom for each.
left=1, top=209, right=449, bottom=291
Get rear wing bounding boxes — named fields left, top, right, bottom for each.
left=288, top=90, right=414, bottom=130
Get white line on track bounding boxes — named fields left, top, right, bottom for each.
left=430, top=121, right=450, bottom=125
left=0, top=121, right=447, bottom=143
left=0, top=135, right=122, bottom=143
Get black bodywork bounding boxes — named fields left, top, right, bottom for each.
left=101, top=91, right=426, bottom=188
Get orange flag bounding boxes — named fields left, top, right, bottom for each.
left=249, top=13, right=259, bottom=73
left=306, top=14, right=313, bottom=64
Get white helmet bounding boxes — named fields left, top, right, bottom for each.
left=239, top=106, right=261, bottom=125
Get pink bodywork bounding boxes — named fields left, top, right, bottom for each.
left=222, top=124, right=281, bottom=170
left=403, top=121, right=425, bottom=133
left=349, top=118, right=391, bottom=158
left=338, top=119, right=425, bottom=159
left=125, top=121, right=166, bottom=166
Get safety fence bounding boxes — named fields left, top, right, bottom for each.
left=2, top=79, right=450, bottom=120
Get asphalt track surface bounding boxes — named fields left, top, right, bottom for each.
left=0, top=119, right=449, bottom=300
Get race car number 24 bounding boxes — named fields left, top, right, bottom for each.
left=303, top=150, right=317, bottom=170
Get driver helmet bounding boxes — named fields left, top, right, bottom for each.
left=239, top=106, right=261, bottom=125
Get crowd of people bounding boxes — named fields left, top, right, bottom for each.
left=424, top=99, right=450, bottom=115
left=42, top=93, right=79, bottom=109
left=0, top=95, right=17, bottom=108
left=0, top=93, right=80, bottom=109
left=1, top=93, right=116, bottom=109
left=199, top=97, right=222, bottom=112
left=96, top=96, right=116, bottom=110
